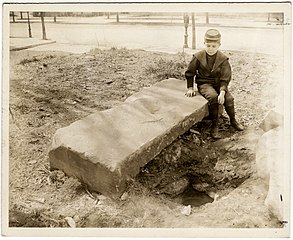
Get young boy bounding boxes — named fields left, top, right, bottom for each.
left=185, top=29, right=243, bottom=139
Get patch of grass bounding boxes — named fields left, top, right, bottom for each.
left=19, top=56, right=40, bottom=65
left=145, top=54, right=188, bottom=80
left=18, top=55, right=54, bottom=65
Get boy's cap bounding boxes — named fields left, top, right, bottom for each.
left=205, top=29, right=221, bottom=41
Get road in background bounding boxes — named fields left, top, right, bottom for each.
left=9, top=16, right=284, bottom=55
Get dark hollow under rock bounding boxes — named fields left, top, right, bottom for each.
left=137, top=118, right=255, bottom=202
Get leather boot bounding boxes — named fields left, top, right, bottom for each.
left=225, top=104, right=244, bottom=131
left=209, top=103, right=221, bottom=139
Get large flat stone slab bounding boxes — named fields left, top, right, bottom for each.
left=49, top=78, right=208, bottom=198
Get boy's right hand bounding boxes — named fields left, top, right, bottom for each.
left=185, top=88, right=196, bottom=97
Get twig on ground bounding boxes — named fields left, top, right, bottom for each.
left=40, top=213, right=64, bottom=225
left=9, top=107, right=21, bottom=130
left=232, top=207, right=240, bottom=216
left=190, top=129, right=201, bottom=135
left=215, top=176, right=226, bottom=183
left=84, top=185, right=96, bottom=200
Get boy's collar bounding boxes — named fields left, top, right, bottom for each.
left=195, top=50, right=228, bottom=72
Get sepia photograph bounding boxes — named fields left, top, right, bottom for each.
left=2, top=2, right=291, bottom=238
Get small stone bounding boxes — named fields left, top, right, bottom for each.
left=28, top=160, right=37, bottom=164
left=160, top=176, right=190, bottom=196
left=97, top=195, right=107, bottom=200
left=84, top=55, right=95, bottom=60
left=259, top=109, right=283, bottom=132
left=65, top=217, right=76, bottom=228
left=73, top=215, right=80, bottom=222
left=192, top=182, right=210, bottom=192
left=120, top=192, right=129, bottom=201
left=181, top=205, right=192, bottom=216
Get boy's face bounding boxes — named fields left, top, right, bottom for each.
left=204, top=41, right=221, bottom=56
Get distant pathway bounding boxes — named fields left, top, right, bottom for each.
left=10, top=20, right=284, bottom=55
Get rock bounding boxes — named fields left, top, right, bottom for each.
left=65, top=217, right=76, bottom=228
left=97, top=195, right=107, bottom=200
left=73, top=215, right=80, bottom=223
left=255, top=126, right=286, bottom=221
left=180, top=205, right=192, bottom=216
left=192, top=182, right=210, bottom=192
left=120, top=192, right=129, bottom=201
left=49, top=79, right=208, bottom=198
left=160, top=176, right=190, bottom=196
left=259, top=109, right=283, bottom=132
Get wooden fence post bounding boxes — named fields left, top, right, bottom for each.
left=206, top=12, right=209, bottom=24
left=27, top=12, right=32, bottom=38
left=40, top=12, right=47, bottom=40
left=12, top=12, right=15, bottom=22
left=183, top=13, right=189, bottom=48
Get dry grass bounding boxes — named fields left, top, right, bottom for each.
left=8, top=47, right=283, bottom=229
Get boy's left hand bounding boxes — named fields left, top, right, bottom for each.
left=218, top=90, right=225, bottom=105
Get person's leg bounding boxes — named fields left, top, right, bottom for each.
left=197, top=84, right=218, bottom=105
left=198, top=84, right=221, bottom=139
left=224, top=92, right=244, bottom=131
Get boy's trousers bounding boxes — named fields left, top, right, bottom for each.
left=197, top=83, right=234, bottom=107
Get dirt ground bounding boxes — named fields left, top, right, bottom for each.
left=8, top=47, right=283, bottom=229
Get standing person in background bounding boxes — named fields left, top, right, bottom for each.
left=185, top=29, right=244, bottom=139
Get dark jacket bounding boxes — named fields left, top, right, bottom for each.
left=185, top=50, right=231, bottom=92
